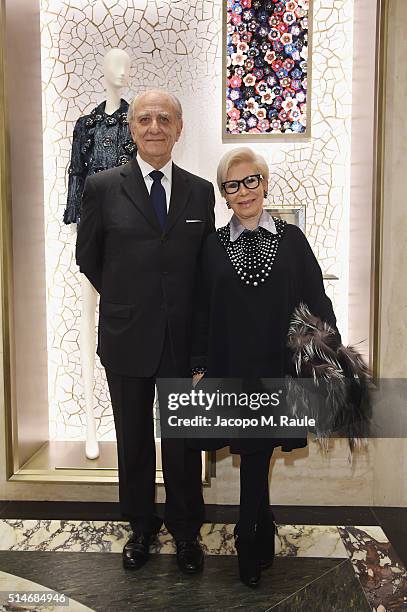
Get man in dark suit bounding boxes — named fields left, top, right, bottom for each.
left=76, top=89, right=215, bottom=574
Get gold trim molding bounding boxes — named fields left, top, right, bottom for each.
left=0, top=0, right=16, bottom=480
left=370, top=0, right=389, bottom=382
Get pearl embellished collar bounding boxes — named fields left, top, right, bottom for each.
left=217, top=216, right=287, bottom=287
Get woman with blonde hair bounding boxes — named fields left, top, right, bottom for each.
left=191, top=146, right=341, bottom=587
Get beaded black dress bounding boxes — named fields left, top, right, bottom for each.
left=191, top=217, right=340, bottom=454
left=63, top=98, right=136, bottom=224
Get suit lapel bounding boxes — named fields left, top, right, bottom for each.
left=165, top=164, right=191, bottom=235
left=121, top=160, right=162, bottom=233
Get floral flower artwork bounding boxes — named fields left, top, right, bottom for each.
left=225, top=0, right=310, bottom=136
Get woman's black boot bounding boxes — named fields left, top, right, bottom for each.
left=234, top=525, right=261, bottom=588
left=255, top=511, right=277, bottom=570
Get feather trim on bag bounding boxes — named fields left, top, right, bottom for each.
left=285, top=303, right=372, bottom=453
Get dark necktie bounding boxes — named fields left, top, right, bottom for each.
left=149, top=170, right=167, bottom=229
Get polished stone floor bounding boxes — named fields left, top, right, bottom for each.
left=0, top=503, right=406, bottom=611
left=0, top=552, right=369, bottom=612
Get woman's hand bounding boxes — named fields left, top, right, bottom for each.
left=192, top=372, right=205, bottom=387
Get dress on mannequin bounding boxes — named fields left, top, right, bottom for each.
left=66, top=48, right=134, bottom=459
left=63, top=99, right=136, bottom=224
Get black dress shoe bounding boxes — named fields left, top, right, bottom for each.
left=175, top=538, right=204, bottom=574
left=122, top=532, right=156, bottom=570
left=234, top=526, right=261, bottom=588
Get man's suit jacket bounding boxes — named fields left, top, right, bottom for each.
left=76, top=159, right=216, bottom=377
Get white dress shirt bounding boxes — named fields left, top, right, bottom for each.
left=229, top=209, right=277, bottom=242
left=137, top=153, right=173, bottom=212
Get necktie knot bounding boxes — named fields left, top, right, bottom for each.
left=149, top=170, right=164, bottom=183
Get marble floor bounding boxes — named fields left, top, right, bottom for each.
left=0, top=504, right=406, bottom=611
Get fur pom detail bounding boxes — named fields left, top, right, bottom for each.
left=286, top=303, right=372, bottom=452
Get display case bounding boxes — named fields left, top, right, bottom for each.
left=0, top=0, right=385, bottom=484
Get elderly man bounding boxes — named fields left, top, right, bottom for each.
left=76, top=90, right=215, bottom=573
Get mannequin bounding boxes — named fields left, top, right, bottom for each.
left=64, top=48, right=135, bottom=224
left=67, top=49, right=134, bottom=459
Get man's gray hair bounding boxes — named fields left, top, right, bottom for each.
left=127, top=90, right=183, bottom=125
left=217, top=147, right=269, bottom=193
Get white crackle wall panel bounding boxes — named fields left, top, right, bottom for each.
left=39, top=0, right=352, bottom=440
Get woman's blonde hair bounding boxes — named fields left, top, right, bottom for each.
left=216, top=147, right=269, bottom=193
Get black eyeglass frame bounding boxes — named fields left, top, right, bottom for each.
left=221, top=174, right=264, bottom=195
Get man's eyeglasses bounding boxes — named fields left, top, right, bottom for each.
left=221, top=174, right=263, bottom=195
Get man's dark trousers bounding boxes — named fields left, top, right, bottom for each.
left=105, top=330, right=204, bottom=540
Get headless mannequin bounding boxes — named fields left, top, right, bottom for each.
left=79, top=49, right=131, bottom=459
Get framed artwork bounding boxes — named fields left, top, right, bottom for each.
left=266, top=206, right=306, bottom=230
left=266, top=206, right=338, bottom=281
left=223, top=0, right=312, bottom=140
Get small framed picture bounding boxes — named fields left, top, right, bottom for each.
left=266, top=206, right=306, bottom=231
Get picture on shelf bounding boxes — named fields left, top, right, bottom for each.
left=224, top=0, right=310, bottom=138
left=266, top=206, right=306, bottom=230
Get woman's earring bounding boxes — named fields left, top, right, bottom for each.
left=264, top=190, right=268, bottom=198
left=226, top=201, right=231, bottom=209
